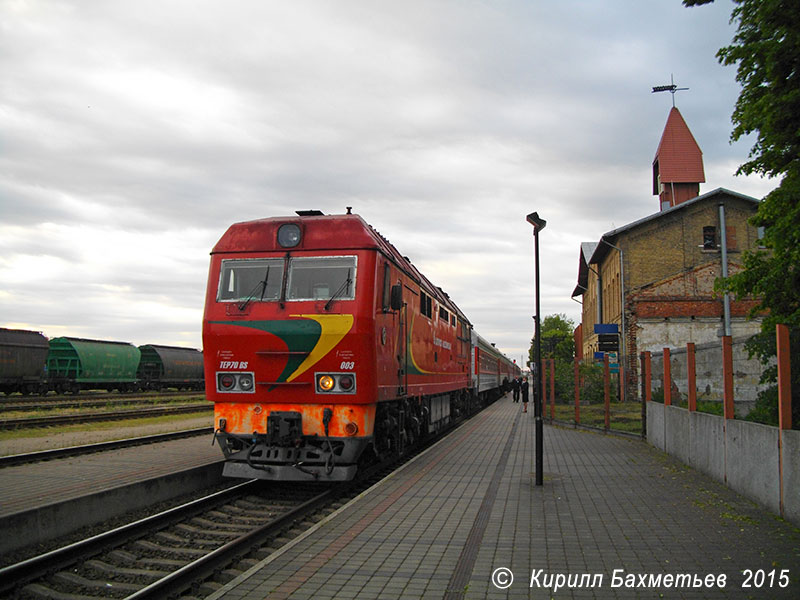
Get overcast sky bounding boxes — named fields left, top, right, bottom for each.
left=0, top=0, right=777, bottom=364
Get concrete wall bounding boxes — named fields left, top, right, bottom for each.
left=647, top=404, right=799, bottom=526
left=689, top=411, right=725, bottom=482
left=781, top=430, right=800, bottom=525
left=647, top=402, right=664, bottom=451
left=725, top=419, right=780, bottom=514
left=664, top=405, right=690, bottom=465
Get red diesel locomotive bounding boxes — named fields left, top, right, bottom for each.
left=203, top=211, right=519, bottom=481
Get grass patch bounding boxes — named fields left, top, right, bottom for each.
left=551, top=402, right=643, bottom=434
left=0, top=410, right=212, bottom=443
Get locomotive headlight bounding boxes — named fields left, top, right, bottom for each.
left=339, top=375, right=354, bottom=391
left=277, top=223, right=301, bottom=248
left=238, top=373, right=254, bottom=391
left=217, top=372, right=256, bottom=393
left=318, top=375, right=335, bottom=391
left=315, top=373, right=356, bottom=394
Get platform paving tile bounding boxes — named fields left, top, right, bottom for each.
left=208, top=395, right=800, bottom=599
left=0, top=436, right=221, bottom=516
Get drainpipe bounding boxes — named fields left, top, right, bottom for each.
left=718, top=203, right=732, bottom=337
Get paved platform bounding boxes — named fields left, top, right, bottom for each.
left=208, top=395, right=800, bottom=599
left=0, top=435, right=222, bottom=517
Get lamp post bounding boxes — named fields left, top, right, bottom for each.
left=526, top=211, right=546, bottom=487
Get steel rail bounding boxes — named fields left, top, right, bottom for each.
left=0, top=403, right=212, bottom=429
left=0, top=390, right=203, bottom=405
left=0, top=394, right=203, bottom=412
left=0, top=479, right=259, bottom=595
left=124, top=489, right=335, bottom=600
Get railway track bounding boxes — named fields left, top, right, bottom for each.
left=0, top=404, right=212, bottom=430
left=1, top=396, right=499, bottom=599
left=0, top=480, right=338, bottom=600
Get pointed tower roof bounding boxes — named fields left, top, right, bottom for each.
left=652, top=107, right=705, bottom=194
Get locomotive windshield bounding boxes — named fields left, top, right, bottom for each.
left=287, top=256, right=356, bottom=301
left=217, top=258, right=283, bottom=302
left=216, top=256, right=357, bottom=303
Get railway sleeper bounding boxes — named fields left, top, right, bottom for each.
left=22, top=582, right=100, bottom=600
left=206, top=509, right=266, bottom=524
left=107, top=549, right=186, bottom=570
left=153, top=531, right=193, bottom=545
left=188, top=516, right=255, bottom=531
left=173, top=524, right=241, bottom=540
left=131, top=539, right=207, bottom=559
left=51, top=570, right=141, bottom=595
left=85, top=559, right=169, bottom=583
left=213, top=502, right=270, bottom=515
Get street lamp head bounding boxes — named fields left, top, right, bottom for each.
left=526, top=212, right=546, bottom=232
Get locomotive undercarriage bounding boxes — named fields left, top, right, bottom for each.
left=215, top=388, right=484, bottom=482
left=372, top=388, right=478, bottom=458
left=215, top=410, right=365, bottom=481
left=218, top=436, right=364, bottom=481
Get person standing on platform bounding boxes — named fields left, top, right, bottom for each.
left=521, top=377, right=529, bottom=412
left=512, top=376, right=520, bottom=402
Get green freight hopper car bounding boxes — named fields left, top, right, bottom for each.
left=137, top=345, right=204, bottom=391
left=47, top=337, right=141, bottom=394
left=0, top=328, right=49, bottom=395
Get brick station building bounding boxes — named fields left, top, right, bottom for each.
left=572, top=107, right=763, bottom=401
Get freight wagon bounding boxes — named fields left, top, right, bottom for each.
left=137, top=344, right=204, bottom=391
left=47, top=337, right=141, bottom=394
left=0, top=328, right=49, bottom=395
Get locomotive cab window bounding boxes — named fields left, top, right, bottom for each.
left=420, top=290, right=433, bottom=318
left=287, top=256, right=357, bottom=301
left=218, top=258, right=283, bottom=302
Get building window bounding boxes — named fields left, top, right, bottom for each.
left=702, top=226, right=717, bottom=250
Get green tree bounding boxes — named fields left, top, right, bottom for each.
left=685, top=0, right=800, bottom=426
left=529, top=314, right=577, bottom=401
left=529, top=314, right=575, bottom=363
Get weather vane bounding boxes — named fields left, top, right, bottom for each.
left=652, top=74, right=689, bottom=107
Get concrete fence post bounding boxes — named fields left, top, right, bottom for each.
left=663, top=347, right=671, bottom=406
left=722, top=335, right=734, bottom=420
left=687, top=342, right=697, bottom=412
